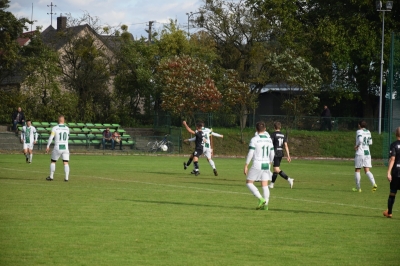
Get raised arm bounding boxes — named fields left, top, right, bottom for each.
left=182, top=121, right=195, bottom=135
left=211, top=132, right=223, bottom=138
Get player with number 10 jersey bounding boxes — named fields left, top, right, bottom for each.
left=47, top=123, right=70, bottom=161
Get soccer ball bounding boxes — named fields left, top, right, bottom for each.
left=161, top=144, right=168, bottom=152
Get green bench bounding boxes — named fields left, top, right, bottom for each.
left=30, top=121, right=132, bottom=150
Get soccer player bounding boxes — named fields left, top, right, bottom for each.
left=353, top=120, right=377, bottom=192
left=185, top=125, right=223, bottom=176
left=46, top=115, right=70, bottom=182
left=244, top=121, right=275, bottom=210
left=20, top=119, right=38, bottom=163
left=182, top=121, right=204, bottom=176
left=383, top=127, right=400, bottom=218
left=269, top=121, right=294, bottom=188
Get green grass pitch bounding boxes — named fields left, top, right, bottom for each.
left=0, top=154, right=398, bottom=265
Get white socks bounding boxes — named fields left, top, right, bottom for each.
left=366, top=171, right=376, bottom=186
left=50, top=163, right=55, bottom=179
left=64, top=165, right=70, bottom=181
left=262, top=186, right=270, bottom=205
left=208, top=159, right=216, bottom=169
left=29, top=154, right=32, bottom=163
left=246, top=183, right=262, bottom=199
left=355, top=171, right=376, bottom=188
left=49, top=164, right=70, bottom=180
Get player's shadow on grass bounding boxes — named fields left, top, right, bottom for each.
left=116, top=198, right=251, bottom=211
left=117, top=199, right=384, bottom=218
left=0, top=176, right=37, bottom=181
left=181, top=181, right=243, bottom=187
left=271, top=208, right=383, bottom=219
left=176, top=175, right=243, bottom=183
left=145, top=171, right=178, bottom=176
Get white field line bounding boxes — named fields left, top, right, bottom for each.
left=0, top=167, right=392, bottom=212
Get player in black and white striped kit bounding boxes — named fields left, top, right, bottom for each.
left=269, top=121, right=294, bottom=189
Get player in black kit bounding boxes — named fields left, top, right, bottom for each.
left=383, top=127, right=400, bottom=218
left=269, top=121, right=294, bottom=189
left=182, top=121, right=204, bottom=176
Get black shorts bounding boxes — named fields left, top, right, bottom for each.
left=193, top=149, right=203, bottom=158
left=273, top=157, right=283, bottom=167
left=390, top=170, right=400, bottom=192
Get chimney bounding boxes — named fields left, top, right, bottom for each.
left=57, top=14, right=67, bottom=31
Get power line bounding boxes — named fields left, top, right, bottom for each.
left=47, top=2, right=57, bottom=27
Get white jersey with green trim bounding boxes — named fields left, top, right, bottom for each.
left=21, top=126, right=38, bottom=144
left=246, top=133, right=275, bottom=170
left=47, top=124, right=70, bottom=151
left=355, top=128, right=372, bottom=156
left=201, top=127, right=222, bottom=149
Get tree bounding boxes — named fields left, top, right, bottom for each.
left=265, top=50, right=322, bottom=117
left=152, top=20, right=220, bottom=115
left=218, top=69, right=258, bottom=142
left=157, top=55, right=222, bottom=120
left=59, top=33, right=111, bottom=122
left=45, top=13, right=122, bottom=122
left=21, top=30, right=78, bottom=122
left=113, top=26, right=158, bottom=125
left=198, top=0, right=308, bottom=89
left=0, top=0, right=30, bottom=83
left=295, top=0, right=400, bottom=117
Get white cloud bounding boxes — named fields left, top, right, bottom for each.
left=8, top=0, right=214, bottom=37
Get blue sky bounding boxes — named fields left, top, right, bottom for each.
left=9, top=0, right=207, bottom=38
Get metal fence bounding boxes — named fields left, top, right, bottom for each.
left=383, top=32, right=400, bottom=164
left=154, top=113, right=383, bottom=132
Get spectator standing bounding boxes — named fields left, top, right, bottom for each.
left=102, top=128, right=114, bottom=150
left=320, top=105, right=332, bottom=131
left=12, top=107, right=25, bottom=134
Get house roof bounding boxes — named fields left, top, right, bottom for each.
left=41, top=24, right=120, bottom=53
left=260, top=83, right=302, bottom=93
left=16, top=31, right=35, bottom=46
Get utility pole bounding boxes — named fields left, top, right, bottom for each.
left=147, top=21, right=155, bottom=45
left=47, top=2, right=57, bottom=27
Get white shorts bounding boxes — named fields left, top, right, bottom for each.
left=246, top=168, right=272, bottom=182
left=203, top=148, right=212, bottom=159
left=23, top=143, right=34, bottom=150
left=355, top=154, right=372, bottom=168
left=51, top=149, right=70, bottom=161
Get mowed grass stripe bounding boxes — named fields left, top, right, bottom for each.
left=0, top=158, right=391, bottom=212
left=0, top=154, right=398, bottom=266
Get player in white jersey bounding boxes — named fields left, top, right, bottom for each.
left=244, top=121, right=275, bottom=210
left=186, top=126, right=223, bottom=176
left=353, top=120, right=377, bottom=192
left=46, top=115, right=70, bottom=182
left=20, top=120, right=38, bottom=163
